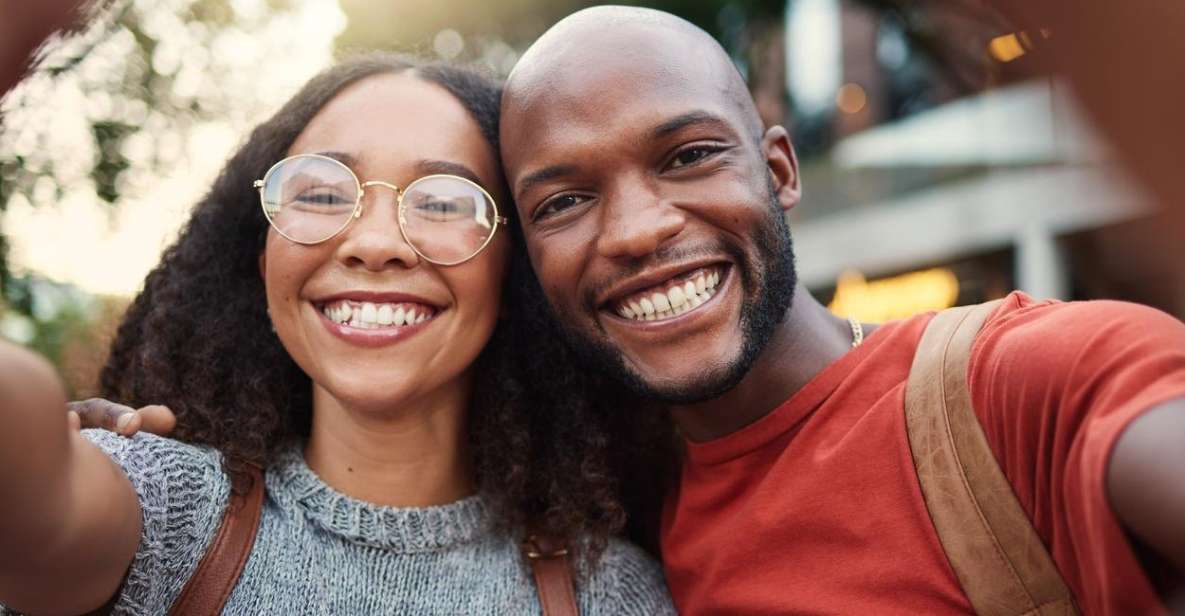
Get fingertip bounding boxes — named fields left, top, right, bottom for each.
left=67, top=410, right=81, bottom=431
left=115, top=412, right=135, bottom=435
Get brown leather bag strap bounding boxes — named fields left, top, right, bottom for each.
left=168, top=465, right=265, bottom=616
left=522, top=531, right=580, bottom=616
left=905, top=300, right=1079, bottom=616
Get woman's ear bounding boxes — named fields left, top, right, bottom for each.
left=258, top=252, right=267, bottom=280
left=761, top=125, right=802, bottom=212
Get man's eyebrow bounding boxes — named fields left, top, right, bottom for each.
left=515, top=164, right=578, bottom=198
left=414, top=159, right=484, bottom=186
left=652, top=111, right=734, bottom=140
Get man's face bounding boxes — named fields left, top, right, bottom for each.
left=502, top=35, right=800, bottom=403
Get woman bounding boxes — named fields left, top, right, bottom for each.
left=0, top=53, right=675, bottom=614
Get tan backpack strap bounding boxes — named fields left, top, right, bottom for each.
left=168, top=465, right=265, bottom=616
left=522, top=531, right=580, bottom=616
left=905, top=300, right=1079, bottom=616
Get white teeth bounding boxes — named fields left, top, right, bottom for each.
left=652, top=292, right=671, bottom=312
left=613, top=268, right=725, bottom=323
left=361, top=302, right=378, bottom=325
left=668, top=285, right=686, bottom=308
left=323, top=301, right=433, bottom=329
left=377, top=304, right=393, bottom=325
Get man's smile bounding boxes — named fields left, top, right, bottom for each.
left=598, top=262, right=736, bottom=336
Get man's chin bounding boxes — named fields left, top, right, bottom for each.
left=616, top=354, right=750, bottom=405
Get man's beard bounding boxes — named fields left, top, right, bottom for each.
left=532, top=188, right=798, bottom=405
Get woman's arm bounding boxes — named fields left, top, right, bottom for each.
left=0, top=340, right=142, bottom=614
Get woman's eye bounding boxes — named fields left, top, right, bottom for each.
left=535, top=194, right=589, bottom=221
left=411, top=199, right=471, bottom=222
left=294, top=190, right=351, bottom=206
left=668, top=145, right=723, bottom=170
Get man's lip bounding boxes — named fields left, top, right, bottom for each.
left=312, top=290, right=443, bottom=309
left=600, top=267, right=734, bottom=332
left=597, top=259, right=732, bottom=308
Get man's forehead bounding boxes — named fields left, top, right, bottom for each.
left=507, top=25, right=732, bottom=119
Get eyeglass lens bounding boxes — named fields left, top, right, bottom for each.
left=260, top=155, right=497, bottom=263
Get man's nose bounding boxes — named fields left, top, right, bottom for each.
left=595, top=181, right=686, bottom=259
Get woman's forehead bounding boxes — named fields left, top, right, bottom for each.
left=288, top=72, right=500, bottom=186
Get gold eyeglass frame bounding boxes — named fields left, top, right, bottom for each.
left=254, top=153, right=509, bottom=267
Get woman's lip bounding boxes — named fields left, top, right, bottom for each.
left=313, top=290, right=441, bottom=308
left=316, top=308, right=435, bottom=348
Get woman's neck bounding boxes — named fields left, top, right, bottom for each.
left=303, top=385, right=475, bottom=508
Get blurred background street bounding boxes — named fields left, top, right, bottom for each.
left=2, top=0, right=1182, bottom=394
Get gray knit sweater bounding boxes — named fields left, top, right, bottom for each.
left=65, top=430, right=674, bottom=615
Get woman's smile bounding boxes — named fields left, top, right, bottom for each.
left=313, top=291, right=444, bottom=348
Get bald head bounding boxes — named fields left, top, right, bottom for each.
left=503, top=5, right=764, bottom=145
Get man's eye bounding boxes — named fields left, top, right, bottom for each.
left=668, top=145, right=724, bottom=170
left=535, top=194, right=589, bottom=221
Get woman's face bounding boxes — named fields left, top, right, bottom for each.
left=261, top=72, right=509, bottom=415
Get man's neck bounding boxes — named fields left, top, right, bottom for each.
left=668, top=287, right=858, bottom=442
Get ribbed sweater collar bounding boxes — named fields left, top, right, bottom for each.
left=265, top=443, right=490, bottom=553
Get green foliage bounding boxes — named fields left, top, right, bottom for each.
left=1, top=0, right=340, bottom=371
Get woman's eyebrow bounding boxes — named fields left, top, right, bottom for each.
left=414, top=159, right=484, bottom=186
left=314, top=150, right=359, bottom=167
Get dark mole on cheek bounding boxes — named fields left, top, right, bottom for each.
left=347, top=466, right=354, bottom=473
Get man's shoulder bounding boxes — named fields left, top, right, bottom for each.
left=974, top=291, right=1185, bottom=369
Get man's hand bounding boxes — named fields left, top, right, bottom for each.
left=67, top=398, right=176, bottom=437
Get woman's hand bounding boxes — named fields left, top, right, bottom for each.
left=0, top=341, right=142, bottom=614
left=68, top=398, right=177, bottom=436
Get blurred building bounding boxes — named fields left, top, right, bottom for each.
left=782, top=0, right=1177, bottom=322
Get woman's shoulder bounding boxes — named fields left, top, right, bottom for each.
left=82, top=428, right=223, bottom=465
left=80, top=430, right=233, bottom=612
left=577, top=537, right=675, bottom=616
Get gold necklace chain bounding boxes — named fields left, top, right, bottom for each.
left=848, top=316, right=864, bottom=348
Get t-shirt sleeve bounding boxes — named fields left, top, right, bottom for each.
left=968, top=293, right=1185, bottom=614
left=81, top=430, right=231, bottom=615
left=577, top=538, right=676, bottom=616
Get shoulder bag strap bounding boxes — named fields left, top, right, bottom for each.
left=168, top=465, right=266, bottom=616
left=904, top=300, right=1080, bottom=616
left=522, top=531, right=580, bottom=616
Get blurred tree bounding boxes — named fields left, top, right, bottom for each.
left=0, top=0, right=343, bottom=374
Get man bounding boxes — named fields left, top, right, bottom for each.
left=498, top=6, right=1185, bottom=614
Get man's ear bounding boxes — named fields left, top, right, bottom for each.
left=761, top=125, right=802, bottom=211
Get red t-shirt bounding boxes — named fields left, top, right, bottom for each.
left=661, top=293, right=1185, bottom=615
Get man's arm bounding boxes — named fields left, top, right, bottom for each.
left=1108, top=397, right=1185, bottom=574
left=0, top=340, right=142, bottom=614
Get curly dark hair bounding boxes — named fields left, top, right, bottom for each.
left=99, top=52, right=678, bottom=562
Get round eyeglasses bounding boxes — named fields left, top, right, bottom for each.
left=254, top=153, right=508, bottom=266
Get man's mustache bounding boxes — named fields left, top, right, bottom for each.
left=581, top=240, right=742, bottom=311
